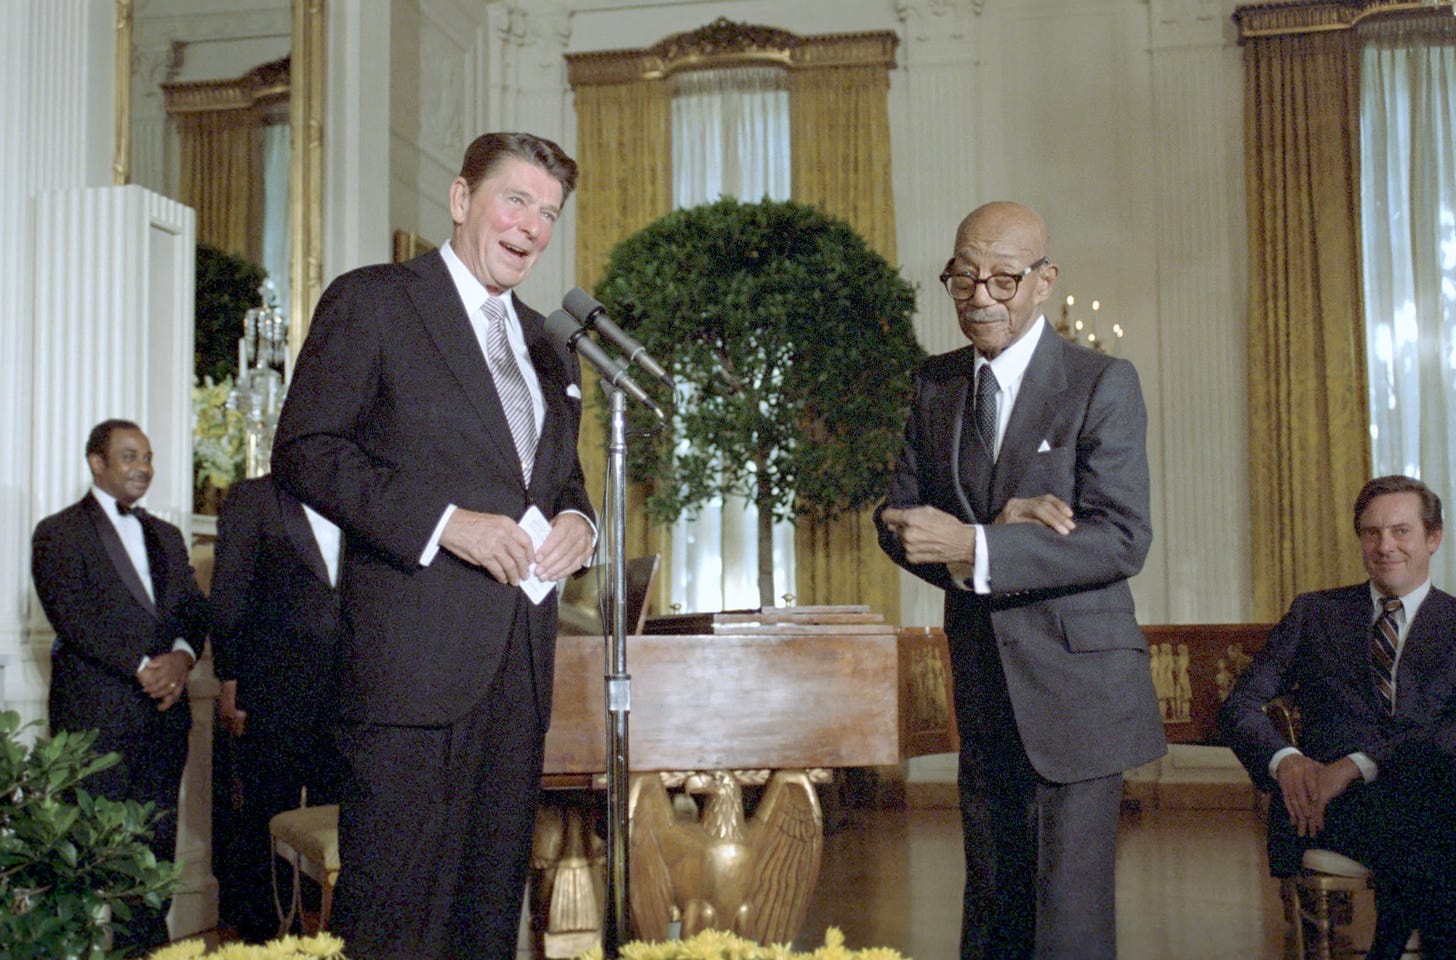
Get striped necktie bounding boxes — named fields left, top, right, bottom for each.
left=1371, top=595, right=1402, bottom=715
left=482, top=297, right=538, bottom=484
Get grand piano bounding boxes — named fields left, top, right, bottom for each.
left=530, top=603, right=957, bottom=955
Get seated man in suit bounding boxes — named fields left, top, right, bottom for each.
left=1219, top=474, right=1456, bottom=960
left=210, top=473, right=346, bottom=941
left=32, top=418, right=208, bottom=953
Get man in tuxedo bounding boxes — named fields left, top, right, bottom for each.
left=1219, top=475, right=1456, bottom=959
left=272, top=132, right=596, bottom=960
left=209, top=473, right=345, bottom=941
left=877, top=201, right=1164, bottom=960
left=32, top=418, right=208, bottom=952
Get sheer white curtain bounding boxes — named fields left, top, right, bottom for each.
left=1361, top=31, right=1456, bottom=588
left=669, top=66, right=793, bottom=612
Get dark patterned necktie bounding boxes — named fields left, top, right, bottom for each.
left=483, top=297, right=538, bottom=484
left=974, top=364, right=999, bottom=457
left=1371, top=595, right=1401, bottom=715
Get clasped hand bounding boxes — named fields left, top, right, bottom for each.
left=137, top=649, right=192, bottom=712
left=440, top=509, right=594, bottom=586
left=881, top=494, right=1075, bottom=565
left=1275, top=753, right=1362, bottom=837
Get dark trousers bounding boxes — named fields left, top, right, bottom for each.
left=952, top=621, right=1122, bottom=960
left=1269, top=759, right=1456, bottom=960
left=86, top=721, right=188, bottom=955
left=331, top=629, right=545, bottom=960
left=223, top=721, right=344, bottom=941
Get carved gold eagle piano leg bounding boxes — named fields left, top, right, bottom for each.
left=530, top=768, right=827, bottom=952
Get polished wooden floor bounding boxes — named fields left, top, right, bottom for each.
left=201, top=803, right=1379, bottom=959
left=790, top=804, right=1374, bottom=960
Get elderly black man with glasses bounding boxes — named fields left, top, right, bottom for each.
left=877, top=201, right=1164, bottom=960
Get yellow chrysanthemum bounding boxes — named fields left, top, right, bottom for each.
left=146, top=941, right=209, bottom=960
left=575, top=928, right=906, bottom=960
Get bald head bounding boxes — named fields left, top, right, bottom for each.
left=955, top=202, right=1050, bottom=261
left=946, top=201, right=1057, bottom=358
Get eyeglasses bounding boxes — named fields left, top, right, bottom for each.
left=940, top=257, right=1049, bottom=302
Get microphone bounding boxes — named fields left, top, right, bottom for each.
left=544, top=310, right=665, bottom=422
left=561, top=288, right=675, bottom=389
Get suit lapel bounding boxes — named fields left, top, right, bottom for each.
left=277, top=485, right=333, bottom=586
left=1338, top=585, right=1383, bottom=713
left=1392, top=587, right=1453, bottom=713
left=991, top=330, right=1069, bottom=513
left=85, top=495, right=158, bottom=619
left=406, top=253, right=527, bottom=489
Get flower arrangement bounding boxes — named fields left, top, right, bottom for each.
left=193, top=374, right=245, bottom=509
left=149, top=933, right=347, bottom=960
left=575, top=927, right=908, bottom=960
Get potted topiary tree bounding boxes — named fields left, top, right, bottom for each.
left=0, top=710, right=180, bottom=959
left=594, top=197, right=924, bottom=608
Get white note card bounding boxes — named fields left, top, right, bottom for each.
left=518, top=505, right=557, bottom=605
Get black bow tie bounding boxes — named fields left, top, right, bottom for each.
left=116, top=502, right=139, bottom=517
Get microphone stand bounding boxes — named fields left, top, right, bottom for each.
left=602, top=385, right=631, bottom=959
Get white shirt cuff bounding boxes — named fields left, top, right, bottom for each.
left=1348, top=751, right=1377, bottom=782
left=421, top=504, right=458, bottom=566
left=947, top=525, right=988, bottom=593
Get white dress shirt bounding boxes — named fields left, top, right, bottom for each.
left=303, top=501, right=342, bottom=587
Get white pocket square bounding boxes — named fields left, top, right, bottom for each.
left=1037, top=439, right=1052, bottom=453
left=566, top=384, right=582, bottom=400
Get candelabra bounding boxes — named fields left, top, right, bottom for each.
left=229, top=280, right=289, bottom=478
left=1055, top=295, right=1123, bottom=355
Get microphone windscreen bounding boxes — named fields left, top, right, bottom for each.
left=562, top=287, right=602, bottom=324
left=545, top=309, right=584, bottom=348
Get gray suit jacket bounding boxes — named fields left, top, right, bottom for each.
left=877, top=325, right=1165, bottom=783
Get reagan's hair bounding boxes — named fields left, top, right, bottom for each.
left=457, top=132, right=578, bottom=200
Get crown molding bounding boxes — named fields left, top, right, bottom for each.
left=566, top=17, right=898, bottom=88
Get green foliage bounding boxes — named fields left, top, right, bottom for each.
left=195, top=244, right=265, bottom=385
left=594, top=198, right=924, bottom=528
left=0, top=711, right=181, bottom=960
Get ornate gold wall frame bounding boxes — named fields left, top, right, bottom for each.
left=112, top=0, right=324, bottom=355
left=1234, top=0, right=1455, bottom=38
left=565, top=16, right=897, bottom=87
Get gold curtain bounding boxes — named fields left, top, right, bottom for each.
left=788, top=63, right=902, bottom=623
left=164, top=59, right=288, bottom=265
left=570, top=78, right=674, bottom=606
left=1240, top=25, right=1369, bottom=619
left=175, top=109, right=263, bottom=260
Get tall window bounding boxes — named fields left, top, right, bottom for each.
left=668, top=65, right=793, bottom=612
left=1361, top=30, right=1456, bottom=587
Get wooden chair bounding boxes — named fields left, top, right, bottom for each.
left=1264, top=698, right=1377, bottom=960
left=269, top=802, right=340, bottom=935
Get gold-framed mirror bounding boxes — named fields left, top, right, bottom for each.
left=112, top=0, right=322, bottom=355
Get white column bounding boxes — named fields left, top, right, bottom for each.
left=1146, top=0, right=1252, bottom=622
left=0, top=0, right=115, bottom=722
